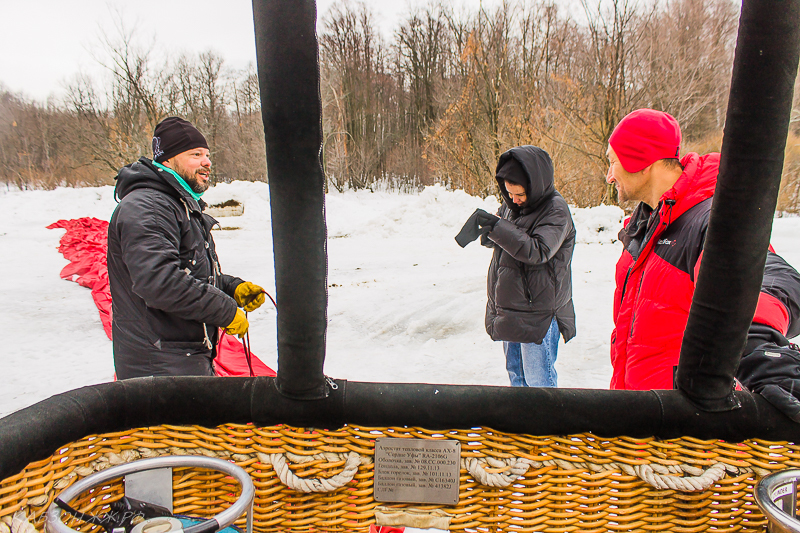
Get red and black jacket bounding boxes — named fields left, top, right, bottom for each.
left=610, top=152, right=797, bottom=390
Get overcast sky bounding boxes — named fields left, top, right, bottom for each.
left=0, top=0, right=501, bottom=103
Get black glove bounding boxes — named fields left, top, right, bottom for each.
left=737, top=340, right=800, bottom=423
left=455, top=209, right=500, bottom=248
left=475, top=208, right=500, bottom=229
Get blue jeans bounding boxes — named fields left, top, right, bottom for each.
left=504, top=318, right=559, bottom=387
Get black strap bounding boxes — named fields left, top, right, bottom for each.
left=54, top=498, right=112, bottom=528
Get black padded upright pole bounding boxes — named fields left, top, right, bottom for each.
left=252, top=0, right=328, bottom=399
left=677, top=0, right=800, bottom=411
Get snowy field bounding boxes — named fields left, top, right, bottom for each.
left=2, top=181, right=800, bottom=418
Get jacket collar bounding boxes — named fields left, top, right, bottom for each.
left=620, top=152, right=719, bottom=266
left=659, top=152, right=718, bottom=220
left=115, top=157, right=205, bottom=214
left=152, top=160, right=205, bottom=203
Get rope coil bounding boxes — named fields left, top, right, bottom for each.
left=41, top=444, right=740, bottom=496
left=462, top=455, right=731, bottom=491
left=0, top=512, right=36, bottom=533
left=256, top=452, right=365, bottom=493
left=462, top=457, right=534, bottom=488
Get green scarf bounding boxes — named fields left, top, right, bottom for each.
left=152, top=160, right=204, bottom=202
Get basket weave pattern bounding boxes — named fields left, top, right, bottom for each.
left=1, top=424, right=798, bottom=532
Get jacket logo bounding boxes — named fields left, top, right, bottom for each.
left=657, top=238, right=676, bottom=246
left=152, top=136, right=164, bottom=159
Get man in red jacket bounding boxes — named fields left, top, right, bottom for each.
left=606, top=109, right=796, bottom=390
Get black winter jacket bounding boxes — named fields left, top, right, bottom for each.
left=107, top=157, right=243, bottom=379
left=736, top=253, right=800, bottom=422
left=485, top=146, right=576, bottom=344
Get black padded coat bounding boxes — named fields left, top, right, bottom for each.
left=485, top=146, right=576, bottom=344
left=107, top=158, right=242, bottom=379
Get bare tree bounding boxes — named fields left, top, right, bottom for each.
left=641, top=0, right=738, bottom=137
left=425, top=2, right=517, bottom=196
left=4, top=0, right=775, bottom=209
left=321, top=1, right=396, bottom=190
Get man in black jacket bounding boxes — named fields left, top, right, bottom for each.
left=107, top=117, right=266, bottom=379
left=458, top=146, right=576, bottom=387
left=736, top=251, right=800, bottom=422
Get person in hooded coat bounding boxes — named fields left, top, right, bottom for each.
left=107, top=117, right=267, bottom=379
left=473, top=146, right=576, bottom=387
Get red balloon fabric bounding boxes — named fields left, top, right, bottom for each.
left=47, top=218, right=114, bottom=337
left=213, top=333, right=275, bottom=377
left=48, top=217, right=275, bottom=378
left=369, top=526, right=405, bottom=533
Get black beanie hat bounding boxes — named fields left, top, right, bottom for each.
left=152, top=117, right=209, bottom=163
left=496, top=157, right=528, bottom=188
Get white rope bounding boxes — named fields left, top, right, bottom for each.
left=462, top=454, right=731, bottom=492
left=1, top=512, right=36, bottom=533
left=52, top=444, right=743, bottom=495
left=285, top=451, right=369, bottom=464
left=534, top=457, right=730, bottom=493
left=257, top=452, right=362, bottom=493
left=634, top=462, right=728, bottom=492
left=462, top=457, right=533, bottom=488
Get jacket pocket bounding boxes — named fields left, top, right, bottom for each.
left=159, top=340, right=209, bottom=354
left=153, top=341, right=214, bottom=376
left=495, top=265, right=531, bottom=311
left=523, top=263, right=549, bottom=308
left=520, top=264, right=532, bottom=304
left=180, top=247, right=210, bottom=278
left=115, top=318, right=159, bottom=346
left=145, top=308, right=205, bottom=344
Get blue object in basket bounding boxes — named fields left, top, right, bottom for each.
left=175, top=516, right=244, bottom=533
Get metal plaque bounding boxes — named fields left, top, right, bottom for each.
left=374, top=438, right=460, bottom=505
left=125, top=468, right=173, bottom=513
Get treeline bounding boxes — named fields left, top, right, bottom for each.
left=320, top=0, right=743, bottom=206
left=0, top=27, right=265, bottom=189
left=3, top=0, right=800, bottom=210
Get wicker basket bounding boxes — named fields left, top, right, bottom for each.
left=2, top=424, right=797, bottom=533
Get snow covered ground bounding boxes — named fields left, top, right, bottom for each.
left=2, top=182, right=800, bottom=418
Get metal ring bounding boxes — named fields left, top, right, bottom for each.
left=754, top=468, right=800, bottom=533
left=45, top=456, right=254, bottom=533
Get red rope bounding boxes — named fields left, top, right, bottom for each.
left=244, top=312, right=254, bottom=377
left=219, top=289, right=277, bottom=378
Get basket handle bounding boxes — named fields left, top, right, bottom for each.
left=258, top=452, right=362, bottom=493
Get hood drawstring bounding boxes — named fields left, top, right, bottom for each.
left=180, top=198, right=192, bottom=219
left=664, top=198, right=676, bottom=227
left=202, top=323, right=213, bottom=350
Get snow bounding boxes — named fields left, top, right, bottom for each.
left=2, top=181, right=799, bottom=418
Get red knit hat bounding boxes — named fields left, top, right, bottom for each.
left=608, top=109, right=681, bottom=173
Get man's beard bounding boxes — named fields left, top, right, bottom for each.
left=615, top=182, right=637, bottom=204
left=173, top=161, right=210, bottom=193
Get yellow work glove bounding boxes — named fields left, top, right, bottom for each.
left=234, top=282, right=266, bottom=312
left=224, top=308, right=250, bottom=338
